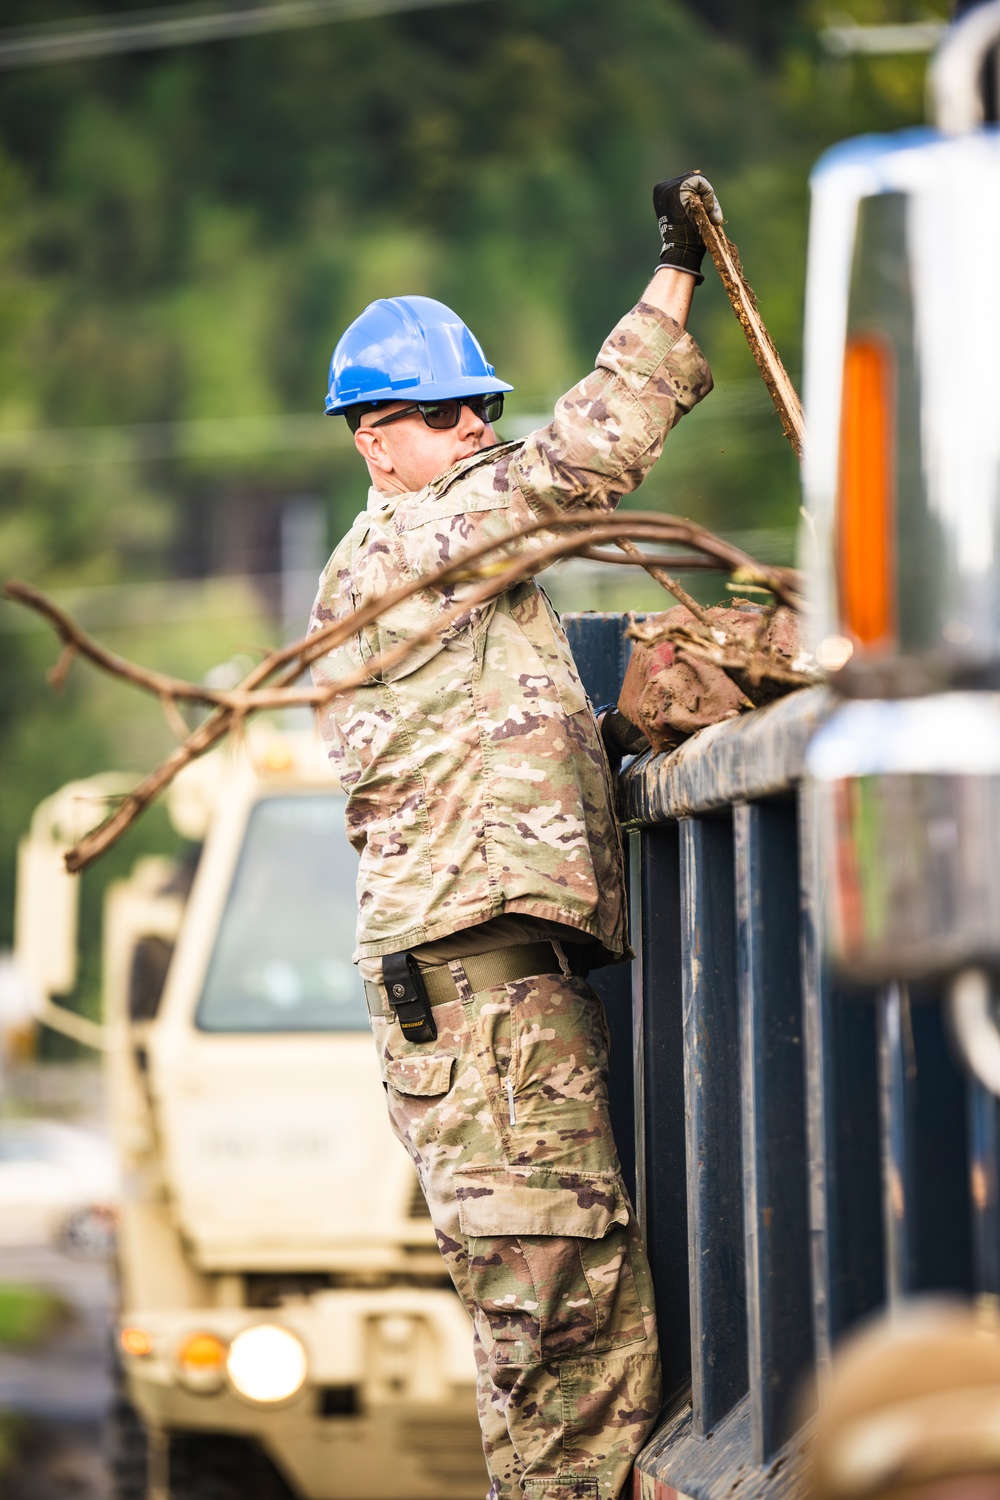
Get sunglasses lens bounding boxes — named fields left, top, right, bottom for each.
left=421, top=400, right=462, bottom=429
left=463, top=395, right=505, bottom=424
left=418, top=395, right=504, bottom=429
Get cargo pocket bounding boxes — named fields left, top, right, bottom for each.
left=455, top=1165, right=645, bottom=1376
left=384, top=1054, right=455, bottom=1096
left=378, top=1052, right=457, bottom=1164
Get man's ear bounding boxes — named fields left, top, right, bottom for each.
left=354, top=425, right=394, bottom=475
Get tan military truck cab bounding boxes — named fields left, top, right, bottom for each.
left=16, top=730, right=485, bottom=1500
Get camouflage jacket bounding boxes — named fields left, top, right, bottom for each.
left=310, top=300, right=712, bottom=961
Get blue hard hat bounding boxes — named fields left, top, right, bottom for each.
left=325, top=294, right=512, bottom=416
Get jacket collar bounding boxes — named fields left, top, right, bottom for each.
left=364, top=440, right=522, bottom=519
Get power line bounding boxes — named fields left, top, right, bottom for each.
left=0, top=386, right=775, bottom=470
left=0, top=527, right=798, bottom=634
left=0, top=0, right=491, bottom=71
left=0, top=572, right=282, bottom=632
left=0, top=413, right=340, bottom=468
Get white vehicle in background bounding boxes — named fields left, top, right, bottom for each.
left=15, top=730, right=485, bottom=1500
left=0, top=1118, right=118, bottom=1254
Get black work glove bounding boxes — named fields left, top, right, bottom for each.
left=652, top=171, right=723, bottom=284
left=597, top=705, right=650, bottom=770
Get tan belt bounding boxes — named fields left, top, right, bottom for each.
left=363, top=941, right=561, bottom=1020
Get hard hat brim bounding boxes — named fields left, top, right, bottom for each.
left=326, top=374, right=513, bottom=416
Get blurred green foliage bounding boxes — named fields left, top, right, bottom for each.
left=0, top=1282, right=66, bottom=1345
left=0, top=0, right=947, bottom=1035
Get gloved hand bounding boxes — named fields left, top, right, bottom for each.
left=597, top=705, right=650, bottom=769
left=652, top=172, right=723, bottom=284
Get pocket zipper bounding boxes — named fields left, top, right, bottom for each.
left=505, top=1076, right=516, bottom=1127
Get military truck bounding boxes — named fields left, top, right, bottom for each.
left=15, top=727, right=486, bottom=1500
left=609, top=6, right=1000, bottom=1498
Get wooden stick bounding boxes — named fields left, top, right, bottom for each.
left=613, top=535, right=716, bottom=624
left=687, top=197, right=805, bottom=462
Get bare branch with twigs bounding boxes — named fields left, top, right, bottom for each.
left=627, top=606, right=818, bottom=696
left=4, top=509, right=804, bottom=872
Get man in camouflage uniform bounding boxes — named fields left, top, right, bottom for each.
left=310, top=173, right=720, bottom=1500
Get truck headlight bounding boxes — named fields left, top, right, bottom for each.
left=226, top=1324, right=307, bottom=1404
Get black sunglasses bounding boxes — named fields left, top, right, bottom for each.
left=368, top=393, right=504, bottom=431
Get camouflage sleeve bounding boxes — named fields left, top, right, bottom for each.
left=511, top=300, right=713, bottom=516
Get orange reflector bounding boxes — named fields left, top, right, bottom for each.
left=120, top=1326, right=154, bottom=1357
left=263, top=744, right=295, bottom=772
left=177, top=1332, right=227, bottom=1370
left=837, top=336, right=895, bottom=650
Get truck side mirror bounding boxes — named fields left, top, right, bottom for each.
left=13, top=774, right=134, bottom=1051
left=930, top=0, right=1000, bottom=133
left=15, top=830, right=79, bottom=1002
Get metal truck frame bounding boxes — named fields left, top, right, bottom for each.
left=568, top=8, right=1000, bottom=1497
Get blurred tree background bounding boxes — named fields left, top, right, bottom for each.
left=0, top=0, right=947, bottom=1037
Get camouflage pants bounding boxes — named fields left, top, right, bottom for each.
left=372, top=968, right=661, bottom=1500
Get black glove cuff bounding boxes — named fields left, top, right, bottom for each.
left=655, top=227, right=706, bottom=285
left=597, top=706, right=650, bottom=761
left=654, top=255, right=705, bottom=286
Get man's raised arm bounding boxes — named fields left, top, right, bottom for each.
left=512, top=171, right=721, bottom=516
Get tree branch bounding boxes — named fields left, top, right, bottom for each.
left=5, top=580, right=240, bottom=708
left=5, top=510, right=804, bottom=872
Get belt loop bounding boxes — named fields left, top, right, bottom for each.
left=448, top=959, right=475, bottom=1004
left=551, top=940, right=573, bottom=979
left=363, top=978, right=393, bottom=1022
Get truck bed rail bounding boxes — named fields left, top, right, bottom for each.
left=563, top=615, right=993, bottom=1500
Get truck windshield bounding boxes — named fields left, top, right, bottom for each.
left=195, top=794, right=369, bottom=1032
